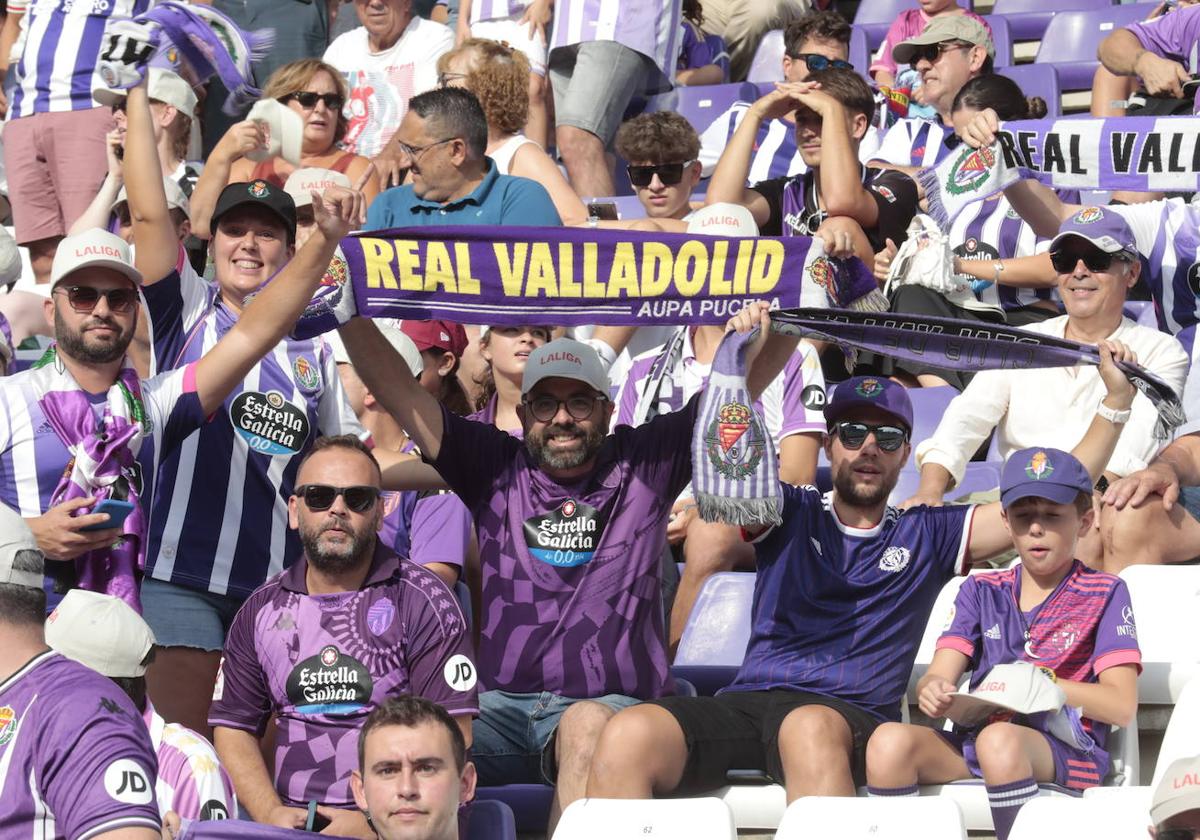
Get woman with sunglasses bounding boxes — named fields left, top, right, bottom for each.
left=436, top=39, right=587, bottom=226
left=189, top=59, right=380, bottom=238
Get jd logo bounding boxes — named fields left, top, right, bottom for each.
left=104, top=759, right=154, bottom=805
left=443, top=654, right=477, bottom=691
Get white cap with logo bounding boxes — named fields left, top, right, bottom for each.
left=0, top=505, right=43, bottom=589
left=50, top=229, right=144, bottom=288
left=112, top=177, right=190, bottom=216
left=326, top=319, right=424, bottom=379
left=45, top=589, right=156, bottom=678
left=944, top=662, right=1066, bottom=726
left=521, top=338, right=610, bottom=396
left=285, top=168, right=353, bottom=210
left=1153, top=755, right=1200, bottom=826
left=686, top=202, right=760, bottom=237
left=94, top=67, right=199, bottom=116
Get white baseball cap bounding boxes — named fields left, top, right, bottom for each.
left=45, top=589, right=156, bottom=678
left=521, top=337, right=610, bottom=396
left=50, top=229, right=144, bottom=288
left=1153, top=756, right=1200, bottom=826
left=112, top=176, right=190, bottom=216
left=285, top=168, right=353, bottom=210
left=94, top=67, right=198, bottom=116
left=944, top=662, right=1066, bottom=727
left=245, top=98, right=304, bottom=167
left=0, top=506, right=43, bottom=590
left=326, top=319, right=424, bottom=379
left=686, top=203, right=759, bottom=237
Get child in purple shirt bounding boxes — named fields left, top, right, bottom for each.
left=865, top=447, right=1141, bottom=840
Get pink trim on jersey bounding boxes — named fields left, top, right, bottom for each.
left=181, top=361, right=199, bottom=394
left=936, top=635, right=975, bottom=657
left=174, top=244, right=187, bottom=276
left=1095, top=648, right=1143, bottom=675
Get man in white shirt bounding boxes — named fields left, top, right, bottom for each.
left=905, top=207, right=1188, bottom=567
left=324, top=0, right=454, bottom=162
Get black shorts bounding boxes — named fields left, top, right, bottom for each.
left=650, top=689, right=882, bottom=793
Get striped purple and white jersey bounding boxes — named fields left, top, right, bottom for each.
left=697, top=105, right=883, bottom=182
left=1109, top=198, right=1200, bottom=334
left=142, top=268, right=365, bottom=600
left=469, top=0, right=529, bottom=23
left=0, top=651, right=161, bottom=839
left=145, top=701, right=237, bottom=822
left=870, top=117, right=952, bottom=168
left=550, top=0, right=682, bottom=92
left=0, top=355, right=202, bottom=518
left=949, top=193, right=1060, bottom=312
left=8, top=0, right=156, bottom=119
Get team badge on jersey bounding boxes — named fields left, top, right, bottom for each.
left=249, top=180, right=270, bottom=198
left=1025, top=450, right=1054, bottom=480
left=0, top=705, right=15, bottom=746
left=945, top=145, right=996, bottom=196
left=878, top=545, right=910, bottom=573
left=523, top=499, right=608, bottom=567
left=287, top=645, right=374, bottom=715
left=230, top=390, right=311, bottom=456
left=367, top=598, right=396, bottom=635
left=292, top=356, right=320, bottom=391
left=1073, top=207, right=1104, bottom=224
left=705, top=402, right=766, bottom=480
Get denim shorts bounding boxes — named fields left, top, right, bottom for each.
left=471, top=690, right=641, bottom=785
left=140, top=576, right=245, bottom=651
left=1180, top=486, right=1200, bottom=523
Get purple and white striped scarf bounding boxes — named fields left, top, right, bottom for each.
left=692, top=329, right=782, bottom=527
left=30, top=346, right=148, bottom=611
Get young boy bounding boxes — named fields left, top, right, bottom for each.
left=864, top=447, right=1141, bottom=840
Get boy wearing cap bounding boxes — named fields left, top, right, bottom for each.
left=866, top=447, right=1141, bottom=840
left=45, top=590, right=237, bottom=822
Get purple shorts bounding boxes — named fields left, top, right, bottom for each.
left=941, top=726, right=1109, bottom=791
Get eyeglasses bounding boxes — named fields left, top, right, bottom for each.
left=524, top=394, right=607, bottom=423
left=909, top=41, right=973, bottom=66
left=626, top=160, right=697, bottom=187
left=1158, top=830, right=1200, bottom=840
left=395, top=137, right=456, bottom=161
left=787, top=53, right=854, bottom=72
left=296, top=484, right=381, bottom=513
left=437, top=71, right=468, bottom=87
left=280, top=91, right=345, bottom=111
left=831, top=421, right=909, bottom=452
left=1048, top=246, right=1132, bottom=274
left=54, top=285, right=139, bottom=314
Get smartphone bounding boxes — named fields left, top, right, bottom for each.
left=305, top=800, right=331, bottom=833
left=587, top=201, right=619, bottom=221
left=79, top=498, right=135, bottom=532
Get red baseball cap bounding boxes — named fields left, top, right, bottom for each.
left=400, top=320, right=469, bottom=357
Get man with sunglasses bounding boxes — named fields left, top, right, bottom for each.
left=210, top=435, right=476, bottom=835
left=588, top=360, right=1140, bottom=804
left=613, top=112, right=703, bottom=229
left=1151, top=756, right=1200, bottom=839
left=908, top=208, right=1188, bottom=566
left=366, top=87, right=561, bottom=230
left=697, top=12, right=883, bottom=185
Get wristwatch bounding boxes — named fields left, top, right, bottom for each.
left=1097, top=400, right=1132, bottom=425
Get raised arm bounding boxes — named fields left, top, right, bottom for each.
left=705, top=89, right=795, bottom=227
left=187, top=120, right=267, bottom=237
left=725, top=301, right=802, bottom=400
left=125, top=81, right=180, bottom=285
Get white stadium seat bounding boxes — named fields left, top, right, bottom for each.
left=1151, top=676, right=1200, bottom=787
left=1119, top=566, right=1200, bottom=706
left=1008, top=795, right=1152, bottom=840
left=551, top=797, right=736, bottom=840
left=775, top=795, right=966, bottom=840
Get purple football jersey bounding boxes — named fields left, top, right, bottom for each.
left=1127, top=6, right=1200, bottom=112
left=430, top=399, right=697, bottom=699
left=937, top=560, right=1141, bottom=776
left=0, top=651, right=161, bottom=839
left=378, top=490, right=472, bottom=571
left=726, top=487, right=974, bottom=721
left=208, top=547, right=477, bottom=808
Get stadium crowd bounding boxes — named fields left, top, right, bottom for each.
left=2, top=0, right=1200, bottom=838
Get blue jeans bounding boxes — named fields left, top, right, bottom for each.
left=472, top=690, right=641, bottom=785
left=140, top=576, right=244, bottom=651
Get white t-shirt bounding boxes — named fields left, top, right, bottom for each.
left=323, top=17, right=454, bottom=159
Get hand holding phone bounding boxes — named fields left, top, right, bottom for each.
left=79, top=498, right=135, bottom=532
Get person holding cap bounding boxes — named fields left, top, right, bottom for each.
left=865, top=447, right=1141, bottom=840
left=1151, top=756, right=1200, bottom=838
left=111, top=78, right=373, bottom=740
left=588, top=356, right=1140, bottom=808
left=336, top=301, right=800, bottom=830
left=907, top=207, right=1188, bottom=570
left=45, top=590, right=237, bottom=823
left=0, top=508, right=162, bottom=839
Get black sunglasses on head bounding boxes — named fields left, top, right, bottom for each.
left=54, top=285, right=139, bottom=314
left=787, top=52, right=854, bottom=72
left=626, top=160, right=696, bottom=187
left=1048, top=246, right=1132, bottom=274
left=280, top=91, right=345, bottom=111
left=296, top=484, right=381, bottom=513
left=831, top=421, right=909, bottom=452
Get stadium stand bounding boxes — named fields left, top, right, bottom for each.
left=1008, top=796, right=1154, bottom=840
left=776, top=795, right=968, bottom=840
left=553, top=798, right=737, bottom=840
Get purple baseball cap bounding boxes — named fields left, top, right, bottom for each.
left=1049, top=206, right=1137, bottom=257
left=826, top=376, right=914, bottom=431
left=1000, top=447, right=1093, bottom=509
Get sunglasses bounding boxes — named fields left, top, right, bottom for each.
left=296, top=484, right=381, bottom=513
left=524, top=394, right=606, bottom=423
left=831, top=421, right=909, bottom=452
left=1048, top=247, right=1132, bottom=274
left=54, top=285, right=139, bottom=314
left=626, top=160, right=697, bottom=187
left=787, top=53, right=854, bottom=72
left=909, top=41, right=972, bottom=66
left=281, top=91, right=345, bottom=111
left=1159, top=830, right=1200, bottom=840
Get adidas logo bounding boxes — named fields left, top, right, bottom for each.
left=984, top=624, right=1002, bottom=640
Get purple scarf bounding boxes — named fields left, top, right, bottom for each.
left=30, top=347, right=148, bottom=611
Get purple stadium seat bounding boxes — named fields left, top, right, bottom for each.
left=673, top=572, right=755, bottom=695
left=644, top=81, right=762, bottom=132
left=475, top=786, right=554, bottom=834
left=849, top=26, right=872, bottom=77
left=990, top=0, right=1113, bottom=41
left=982, top=14, right=1013, bottom=68
left=999, top=64, right=1062, bottom=118
left=179, top=821, right=353, bottom=839
left=747, top=29, right=786, bottom=83
left=888, top=462, right=1001, bottom=505
left=908, top=385, right=958, bottom=450
left=854, top=0, right=917, bottom=48
left=1033, top=3, right=1160, bottom=90
left=464, top=799, right=517, bottom=840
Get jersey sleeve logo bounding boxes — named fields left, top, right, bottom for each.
left=103, top=759, right=154, bottom=805
left=199, top=800, right=230, bottom=820
left=443, top=654, right=477, bottom=691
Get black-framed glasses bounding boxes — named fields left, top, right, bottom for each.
left=395, top=137, right=456, bottom=160
left=296, top=484, right=381, bottom=513
left=1049, top=246, right=1132, bottom=274
left=626, top=160, right=697, bottom=187
left=437, top=71, right=468, bottom=87
left=524, top=394, right=607, bottom=423
left=831, top=421, right=909, bottom=452
left=909, top=41, right=973, bottom=66
left=54, top=285, right=139, bottom=314
left=280, top=91, right=345, bottom=111
left=787, top=53, right=854, bottom=72
left=1158, top=830, right=1200, bottom=840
